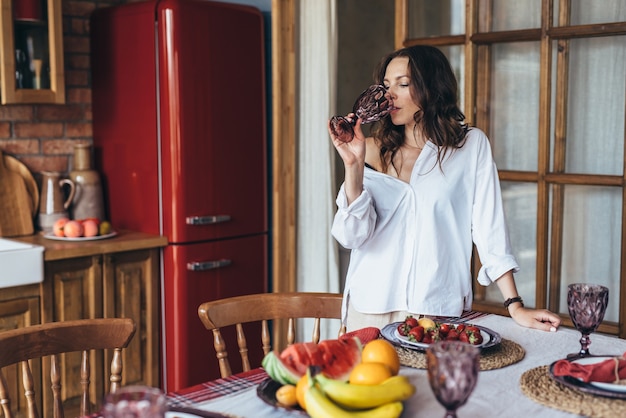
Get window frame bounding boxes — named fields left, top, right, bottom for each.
left=396, top=0, right=626, bottom=337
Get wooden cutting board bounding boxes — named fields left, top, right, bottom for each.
left=0, top=151, right=35, bottom=237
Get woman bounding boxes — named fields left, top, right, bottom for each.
left=329, top=45, right=561, bottom=332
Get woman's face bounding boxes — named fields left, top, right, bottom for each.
left=383, top=56, right=420, bottom=128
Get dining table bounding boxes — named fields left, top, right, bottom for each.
left=166, top=312, right=626, bottom=418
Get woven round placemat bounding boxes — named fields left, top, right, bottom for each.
left=520, top=365, right=626, bottom=417
left=395, top=338, right=525, bottom=370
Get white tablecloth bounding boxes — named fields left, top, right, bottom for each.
left=177, top=314, right=626, bottom=417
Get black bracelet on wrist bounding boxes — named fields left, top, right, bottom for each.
left=504, top=296, right=524, bottom=309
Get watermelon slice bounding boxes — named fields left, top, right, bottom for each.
left=317, top=337, right=362, bottom=380
left=340, top=327, right=381, bottom=345
left=279, top=342, right=321, bottom=376
left=261, top=351, right=300, bottom=385
left=272, top=336, right=362, bottom=382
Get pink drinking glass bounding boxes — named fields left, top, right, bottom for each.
left=103, top=385, right=167, bottom=418
left=427, top=340, right=480, bottom=418
left=329, top=84, right=394, bottom=143
left=567, top=283, right=609, bottom=359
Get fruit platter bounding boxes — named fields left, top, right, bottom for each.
left=259, top=333, right=415, bottom=418
left=43, top=217, right=116, bottom=241
left=381, top=316, right=501, bottom=352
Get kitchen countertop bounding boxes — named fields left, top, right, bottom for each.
left=13, top=230, right=168, bottom=261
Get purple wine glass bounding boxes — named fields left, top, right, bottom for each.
left=426, top=340, right=480, bottom=418
left=567, top=283, right=609, bottom=359
left=103, top=385, right=167, bottom=418
left=329, top=84, right=394, bottom=143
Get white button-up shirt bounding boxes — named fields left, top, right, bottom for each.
left=332, top=128, right=519, bottom=322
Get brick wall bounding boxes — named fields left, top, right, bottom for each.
left=0, top=0, right=130, bottom=176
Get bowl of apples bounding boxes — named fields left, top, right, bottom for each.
left=44, top=217, right=116, bottom=241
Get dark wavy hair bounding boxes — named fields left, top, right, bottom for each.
left=371, top=45, right=469, bottom=172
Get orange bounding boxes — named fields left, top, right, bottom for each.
left=348, top=362, right=392, bottom=385
left=360, top=339, right=400, bottom=375
left=295, top=373, right=309, bottom=410
left=275, top=384, right=297, bottom=407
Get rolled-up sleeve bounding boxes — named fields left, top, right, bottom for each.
left=331, top=185, right=377, bottom=249
left=471, top=132, right=520, bottom=285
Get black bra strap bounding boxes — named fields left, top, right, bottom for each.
left=364, top=162, right=377, bottom=171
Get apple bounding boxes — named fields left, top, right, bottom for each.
left=63, top=220, right=84, bottom=238
left=52, top=217, right=70, bottom=237
left=83, top=217, right=101, bottom=227
left=82, top=219, right=99, bottom=237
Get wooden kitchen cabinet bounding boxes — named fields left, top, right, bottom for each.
left=10, top=230, right=167, bottom=417
left=0, top=0, right=65, bottom=104
left=0, top=284, right=42, bottom=416
left=102, top=250, right=161, bottom=388
left=0, top=283, right=40, bottom=331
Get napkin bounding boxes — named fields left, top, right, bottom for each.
left=340, top=327, right=381, bottom=345
left=552, top=353, right=626, bottom=383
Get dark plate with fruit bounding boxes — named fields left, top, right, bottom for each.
left=43, top=231, right=118, bottom=241
left=380, top=321, right=501, bottom=352
left=256, top=378, right=307, bottom=415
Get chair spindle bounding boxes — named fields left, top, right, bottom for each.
left=235, top=324, right=250, bottom=372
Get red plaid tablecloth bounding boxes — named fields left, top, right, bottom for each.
left=167, top=368, right=268, bottom=408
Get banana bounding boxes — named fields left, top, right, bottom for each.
left=304, top=384, right=404, bottom=418
left=315, top=373, right=415, bottom=410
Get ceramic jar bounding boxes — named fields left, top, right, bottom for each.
left=69, top=144, right=105, bottom=221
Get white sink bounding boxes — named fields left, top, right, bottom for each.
left=0, top=238, right=44, bottom=289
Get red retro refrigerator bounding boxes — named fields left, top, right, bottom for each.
left=90, top=0, right=268, bottom=391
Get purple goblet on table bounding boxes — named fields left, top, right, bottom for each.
left=103, top=385, right=167, bottom=418
left=567, top=283, right=609, bottom=359
left=426, top=340, right=480, bottom=418
left=329, top=84, right=394, bottom=143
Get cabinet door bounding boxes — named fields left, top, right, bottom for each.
left=42, top=255, right=103, bottom=417
left=102, top=249, right=160, bottom=388
left=0, top=291, right=41, bottom=418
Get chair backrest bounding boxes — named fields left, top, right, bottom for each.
left=0, top=318, right=136, bottom=418
left=197, top=292, right=345, bottom=378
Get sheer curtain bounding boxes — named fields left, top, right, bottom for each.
left=297, top=0, right=341, bottom=340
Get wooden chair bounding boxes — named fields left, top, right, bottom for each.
left=198, top=292, right=346, bottom=378
left=0, top=318, right=136, bottom=418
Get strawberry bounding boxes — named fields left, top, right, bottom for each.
left=408, top=325, right=425, bottom=342
left=438, top=323, right=451, bottom=336
left=404, top=316, right=419, bottom=328
left=445, top=329, right=460, bottom=341
left=468, top=330, right=483, bottom=345
left=397, top=323, right=410, bottom=336
left=466, top=325, right=481, bottom=334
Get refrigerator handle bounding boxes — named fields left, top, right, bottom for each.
left=186, top=215, right=231, bottom=225
left=187, top=259, right=232, bottom=271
